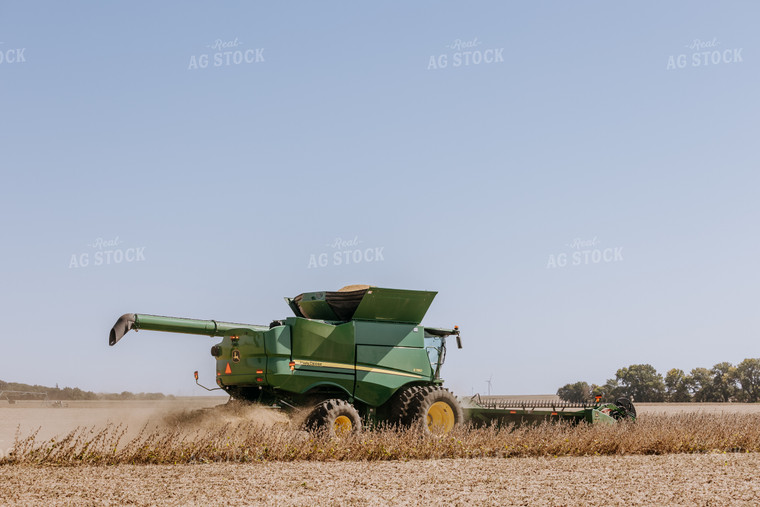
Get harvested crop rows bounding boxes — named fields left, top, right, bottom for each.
left=2, top=454, right=760, bottom=506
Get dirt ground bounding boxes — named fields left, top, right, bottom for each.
left=1, top=453, right=758, bottom=506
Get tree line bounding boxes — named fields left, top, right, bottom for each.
left=0, top=380, right=173, bottom=401
left=557, top=358, right=760, bottom=403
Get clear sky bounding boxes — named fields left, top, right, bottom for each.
left=1, top=2, right=759, bottom=396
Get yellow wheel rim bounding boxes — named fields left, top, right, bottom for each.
left=426, top=401, right=455, bottom=433
left=334, top=415, right=353, bottom=435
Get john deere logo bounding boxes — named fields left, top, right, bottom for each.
left=231, top=350, right=241, bottom=363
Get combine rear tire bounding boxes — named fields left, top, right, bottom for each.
left=303, top=399, right=362, bottom=436
left=405, top=386, right=463, bottom=434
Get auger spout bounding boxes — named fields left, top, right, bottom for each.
left=108, top=313, right=268, bottom=346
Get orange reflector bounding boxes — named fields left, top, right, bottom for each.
left=551, top=412, right=558, bottom=416
left=289, top=361, right=295, bottom=371
left=216, top=372, right=221, bottom=376
left=225, top=363, right=232, bottom=374
left=509, top=410, right=517, bottom=414
left=256, top=370, right=263, bottom=374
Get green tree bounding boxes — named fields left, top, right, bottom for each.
left=735, top=358, right=760, bottom=402
left=710, top=362, right=739, bottom=402
left=590, top=378, right=623, bottom=401
left=601, top=378, right=623, bottom=400
left=614, top=364, right=666, bottom=402
left=557, top=381, right=592, bottom=403
left=689, top=367, right=716, bottom=401
left=664, top=368, right=692, bottom=402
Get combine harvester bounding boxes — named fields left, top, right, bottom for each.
left=109, top=285, right=635, bottom=434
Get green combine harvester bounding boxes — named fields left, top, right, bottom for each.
left=110, top=285, right=635, bottom=434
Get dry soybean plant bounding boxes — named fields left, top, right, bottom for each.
left=2, top=413, right=759, bottom=466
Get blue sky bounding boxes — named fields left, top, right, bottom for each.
left=1, top=2, right=759, bottom=396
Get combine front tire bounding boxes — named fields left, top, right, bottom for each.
left=388, top=385, right=424, bottom=427
left=304, top=399, right=362, bottom=436
left=405, top=386, right=463, bottom=434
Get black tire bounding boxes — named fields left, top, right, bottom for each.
left=614, top=397, right=637, bottom=420
left=303, top=399, right=362, bottom=435
left=404, top=386, right=464, bottom=434
left=388, top=385, right=424, bottom=427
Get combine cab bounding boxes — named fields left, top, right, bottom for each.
left=110, top=285, right=634, bottom=434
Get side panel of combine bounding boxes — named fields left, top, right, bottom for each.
left=215, top=329, right=266, bottom=386
left=288, top=317, right=355, bottom=396
left=264, top=324, right=292, bottom=388
left=354, top=321, right=432, bottom=407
